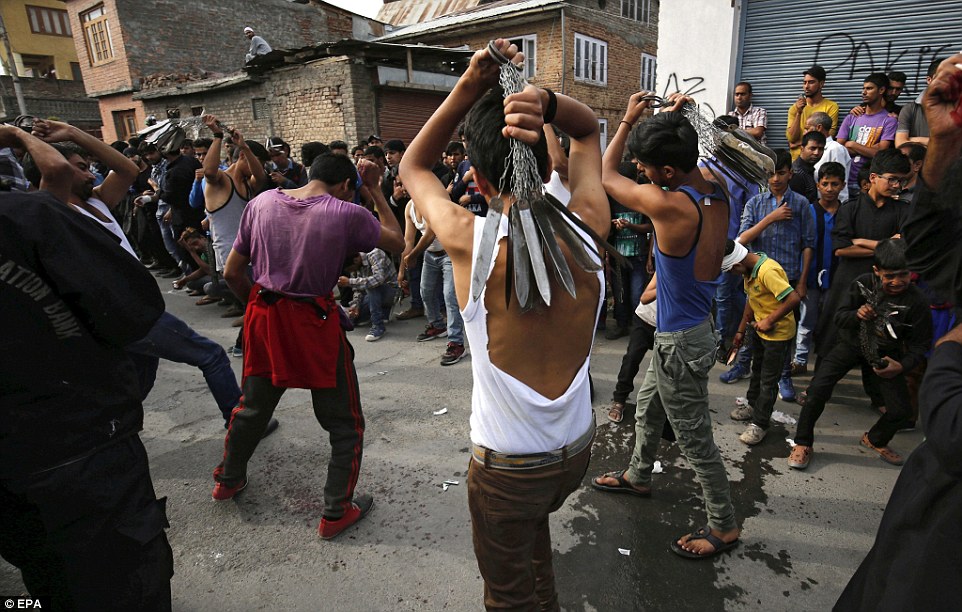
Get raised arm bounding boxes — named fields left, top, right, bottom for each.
left=399, top=40, right=519, bottom=255
left=232, top=128, right=266, bottom=193
left=357, top=159, right=404, bottom=255
left=201, top=114, right=229, bottom=186
left=920, top=54, right=962, bottom=189
left=32, top=119, right=138, bottom=209
left=0, top=126, right=73, bottom=203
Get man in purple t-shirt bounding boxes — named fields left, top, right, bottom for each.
left=212, top=154, right=404, bottom=541
left=837, top=73, right=898, bottom=199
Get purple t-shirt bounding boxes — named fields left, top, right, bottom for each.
left=233, top=189, right=381, bottom=297
left=836, top=109, right=897, bottom=190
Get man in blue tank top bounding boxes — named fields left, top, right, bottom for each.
left=593, top=92, right=741, bottom=559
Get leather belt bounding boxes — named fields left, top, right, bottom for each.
left=472, top=421, right=595, bottom=471
left=427, top=249, right=446, bottom=257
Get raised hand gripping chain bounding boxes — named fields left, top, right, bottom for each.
left=472, top=41, right=624, bottom=312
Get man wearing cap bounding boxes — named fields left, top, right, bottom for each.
left=244, top=27, right=272, bottom=64
left=787, top=66, right=839, bottom=160
left=267, top=137, right=307, bottom=189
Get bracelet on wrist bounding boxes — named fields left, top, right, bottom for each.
left=542, top=88, right=558, bottom=124
left=212, top=132, right=224, bottom=139
left=620, top=120, right=634, bottom=129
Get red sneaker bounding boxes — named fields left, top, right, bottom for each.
left=212, top=477, right=249, bottom=501
left=318, top=494, right=374, bottom=540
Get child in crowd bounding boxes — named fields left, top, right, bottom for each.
left=723, top=240, right=801, bottom=445
left=338, top=248, right=398, bottom=342
left=790, top=239, right=932, bottom=469
left=792, top=161, right=846, bottom=375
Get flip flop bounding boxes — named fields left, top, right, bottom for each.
left=590, top=471, right=651, bottom=497
left=607, top=401, right=625, bottom=423
left=669, top=525, right=739, bottom=560
left=196, top=295, right=220, bottom=305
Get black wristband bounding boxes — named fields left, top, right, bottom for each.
left=212, top=132, right=224, bottom=139
left=542, top=88, right=557, bottom=124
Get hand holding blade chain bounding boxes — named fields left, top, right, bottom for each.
left=856, top=279, right=909, bottom=369
left=473, top=41, right=627, bottom=312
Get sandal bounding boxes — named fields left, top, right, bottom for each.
left=669, top=525, right=739, bottom=559
left=607, top=401, right=625, bottom=423
left=196, top=295, right=220, bottom=306
left=187, top=289, right=204, bottom=297
left=860, top=433, right=903, bottom=466
left=590, top=471, right=651, bottom=497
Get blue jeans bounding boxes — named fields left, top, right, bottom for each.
left=612, top=254, right=648, bottom=329
left=359, top=283, right=396, bottom=333
left=155, top=202, right=181, bottom=269
left=714, top=272, right=746, bottom=341
left=793, top=286, right=824, bottom=366
left=421, top=250, right=463, bottom=345
left=127, top=311, right=241, bottom=422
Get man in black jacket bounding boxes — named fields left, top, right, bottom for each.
left=790, top=239, right=931, bottom=469
left=0, top=126, right=172, bottom=610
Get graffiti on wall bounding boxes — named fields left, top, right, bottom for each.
left=661, top=73, right=717, bottom=118
left=813, top=34, right=953, bottom=94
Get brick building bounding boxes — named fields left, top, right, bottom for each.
left=376, top=0, right=660, bottom=150
left=134, top=41, right=471, bottom=154
left=62, top=0, right=383, bottom=142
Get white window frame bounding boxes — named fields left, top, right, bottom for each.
left=621, top=0, right=651, bottom=23
left=641, top=53, right=657, bottom=91
left=574, top=33, right=607, bottom=86
left=508, top=35, right=537, bottom=80
left=598, top=119, right=608, bottom=153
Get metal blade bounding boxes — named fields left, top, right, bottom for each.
left=517, top=198, right=552, bottom=306
left=510, top=205, right=533, bottom=310
left=539, top=201, right=603, bottom=272
left=543, top=194, right=631, bottom=271
left=532, top=198, right=577, bottom=298
left=471, top=196, right=504, bottom=301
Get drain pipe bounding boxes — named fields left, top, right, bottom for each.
left=560, top=8, right=566, bottom=95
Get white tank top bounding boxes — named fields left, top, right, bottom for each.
left=76, top=197, right=136, bottom=258
left=409, top=202, right=444, bottom=253
left=461, top=210, right=604, bottom=454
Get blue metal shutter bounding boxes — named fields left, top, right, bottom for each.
left=736, top=0, right=960, bottom=149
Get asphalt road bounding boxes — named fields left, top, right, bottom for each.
left=0, top=279, right=921, bottom=611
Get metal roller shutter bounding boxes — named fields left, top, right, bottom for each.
left=736, top=0, right=960, bottom=149
left=376, top=88, right=449, bottom=147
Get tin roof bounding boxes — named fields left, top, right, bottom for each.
left=377, top=0, right=566, bottom=41
left=376, top=0, right=485, bottom=27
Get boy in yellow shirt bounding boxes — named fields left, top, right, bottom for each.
left=723, top=240, right=802, bottom=445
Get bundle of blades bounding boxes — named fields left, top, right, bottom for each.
left=856, top=279, right=909, bottom=369
left=678, top=101, right=775, bottom=188
left=472, top=41, right=630, bottom=312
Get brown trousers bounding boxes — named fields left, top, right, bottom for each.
left=467, top=443, right=591, bottom=611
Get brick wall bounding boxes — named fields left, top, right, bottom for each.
left=139, top=57, right=378, bottom=159
left=65, top=0, right=135, bottom=96
left=397, top=5, right=658, bottom=140
left=96, top=93, right=144, bottom=142
left=65, top=0, right=377, bottom=100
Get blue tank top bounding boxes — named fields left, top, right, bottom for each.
left=654, top=184, right=728, bottom=333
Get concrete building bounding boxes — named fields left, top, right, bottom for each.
left=656, top=0, right=956, bottom=149
left=62, top=0, right=383, bottom=142
left=375, top=0, right=660, bottom=151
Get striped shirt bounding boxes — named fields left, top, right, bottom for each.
left=738, top=188, right=815, bottom=281
left=731, top=105, right=768, bottom=145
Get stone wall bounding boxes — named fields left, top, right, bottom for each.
left=140, top=57, right=377, bottom=157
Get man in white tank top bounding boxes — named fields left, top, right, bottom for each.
left=400, top=40, right=611, bottom=611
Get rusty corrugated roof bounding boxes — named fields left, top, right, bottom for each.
left=376, top=0, right=484, bottom=26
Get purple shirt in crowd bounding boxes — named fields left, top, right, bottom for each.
left=836, top=109, right=897, bottom=191
left=233, top=189, right=381, bottom=298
